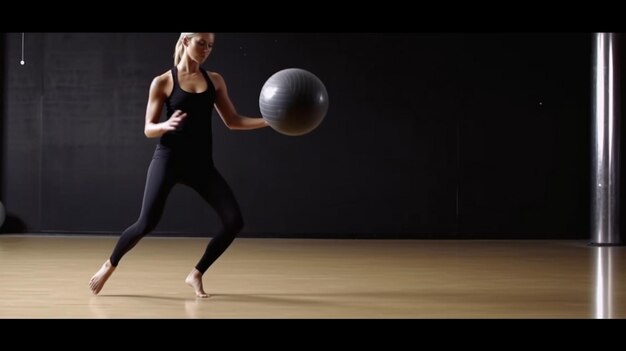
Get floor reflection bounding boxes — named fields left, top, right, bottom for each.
left=593, top=247, right=616, bottom=319
left=184, top=299, right=201, bottom=318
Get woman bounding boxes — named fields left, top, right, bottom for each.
left=89, top=33, right=268, bottom=298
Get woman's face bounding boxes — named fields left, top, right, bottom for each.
left=186, top=33, right=214, bottom=63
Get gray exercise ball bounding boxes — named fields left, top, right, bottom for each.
left=259, top=68, right=329, bottom=136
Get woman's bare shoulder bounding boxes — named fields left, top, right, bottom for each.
left=154, top=70, right=173, bottom=84
left=207, top=71, right=225, bottom=89
left=150, top=70, right=174, bottom=93
left=207, top=71, right=224, bottom=79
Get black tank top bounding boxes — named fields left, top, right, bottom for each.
left=159, top=66, right=216, bottom=156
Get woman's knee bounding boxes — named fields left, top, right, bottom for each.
left=226, top=214, right=244, bottom=234
left=134, top=217, right=159, bottom=235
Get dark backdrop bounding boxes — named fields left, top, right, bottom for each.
left=1, top=33, right=594, bottom=238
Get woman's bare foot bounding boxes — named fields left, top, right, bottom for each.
left=185, top=268, right=209, bottom=298
left=89, top=259, right=116, bottom=295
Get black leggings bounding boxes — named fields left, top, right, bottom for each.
left=109, top=149, right=243, bottom=274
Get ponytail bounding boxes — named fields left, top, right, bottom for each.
left=174, top=33, right=196, bottom=66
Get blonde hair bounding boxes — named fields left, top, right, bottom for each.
left=174, top=33, right=199, bottom=66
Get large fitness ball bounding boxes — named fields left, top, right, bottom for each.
left=259, top=68, right=329, bottom=136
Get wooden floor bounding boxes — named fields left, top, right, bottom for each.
left=0, top=235, right=624, bottom=318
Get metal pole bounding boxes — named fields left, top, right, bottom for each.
left=591, top=33, right=621, bottom=245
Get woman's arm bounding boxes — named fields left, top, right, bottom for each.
left=144, top=74, right=187, bottom=138
left=212, top=72, right=269, bottom=131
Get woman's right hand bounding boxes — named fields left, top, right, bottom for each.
left=161, top=110, right=187, bottom=132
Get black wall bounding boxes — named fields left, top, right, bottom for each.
left=1, top=33, right=593, bottom=238
left=0, top=33, right=4, bottom=201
